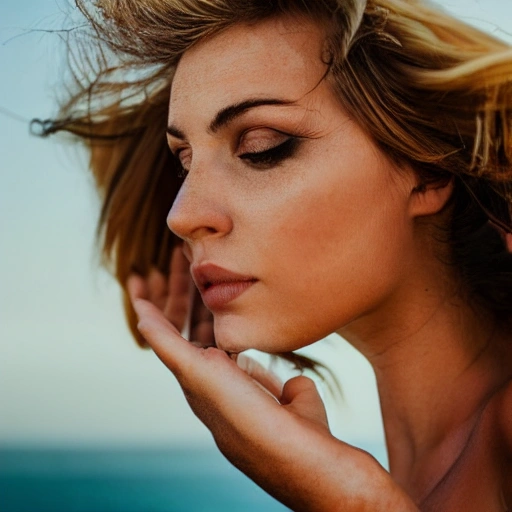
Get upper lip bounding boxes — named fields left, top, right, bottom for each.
left=191, top=263, right=257, bottom=292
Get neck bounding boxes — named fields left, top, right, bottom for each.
left=339, top=270, right=511, bottom=501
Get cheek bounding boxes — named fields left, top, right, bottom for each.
left=270, top=167, right=408, bottom=274
left=213, top=154, right=413, bottom=352
left=257, top=166, right=411, bottom=335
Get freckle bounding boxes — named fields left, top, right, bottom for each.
left=425, top=288, right=429, bottom=292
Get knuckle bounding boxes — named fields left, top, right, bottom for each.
left=199, top=346, right=228, bottom=365
left=199, top=346, right=218, bottom=360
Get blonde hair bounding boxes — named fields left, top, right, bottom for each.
left=39, top=0, right=512, bottom=356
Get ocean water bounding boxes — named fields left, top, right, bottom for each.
left=0, top=447, right=289, bottom=512
left=0, top=444, right=387, bottom=512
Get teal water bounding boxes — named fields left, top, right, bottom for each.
left=0, top=444, right=386, bottom=511
left=0, top=447, right=289, bottom=512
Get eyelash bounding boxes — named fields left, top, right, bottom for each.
left=239, top=137, right=300, bottom=169
left=171, top=135, right=301, bottom=177
left=171, top=151, right=188, bottom=179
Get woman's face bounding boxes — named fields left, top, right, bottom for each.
left=167, top=15, right=418, bottom=353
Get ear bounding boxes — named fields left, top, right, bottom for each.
left=408, top=178, right=454, bottom=218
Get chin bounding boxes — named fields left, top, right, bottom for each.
left=213, top=324, right=262, bottom=354
left=212, top=314, right=319, bottom=354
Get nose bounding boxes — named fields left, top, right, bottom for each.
left=167, top=170, right=233, bottom=243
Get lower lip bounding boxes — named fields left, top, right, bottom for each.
left=201, top=280, right=257, bottom=310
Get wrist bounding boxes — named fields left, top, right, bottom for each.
left=334, top=448, right=418, bottom=512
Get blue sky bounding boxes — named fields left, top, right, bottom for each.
left=1, top=0, right=511, bottom=449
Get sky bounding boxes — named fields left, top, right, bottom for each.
left=1, top=0, right=512, bottom=450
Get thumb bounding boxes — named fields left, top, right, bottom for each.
left=280, top=376, right=329, bottom=427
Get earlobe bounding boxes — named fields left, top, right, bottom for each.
left=409, top=178, right=454, bottom=218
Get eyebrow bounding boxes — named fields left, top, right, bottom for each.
left=166, top=98, right=294, bottom=140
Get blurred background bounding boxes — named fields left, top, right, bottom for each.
left=1, top=1, right=511, bottom=510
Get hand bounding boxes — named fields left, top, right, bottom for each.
left=127, top=245, right=215, bottom=346
left=126, top=248, right=418, bottom=512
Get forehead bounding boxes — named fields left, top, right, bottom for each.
left=169, top=16, right=328, bottom=121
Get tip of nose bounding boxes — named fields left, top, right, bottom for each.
left=166, top=190, right=233, bottom=242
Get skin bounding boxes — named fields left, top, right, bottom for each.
left=128, top=15, right=512, bottom=512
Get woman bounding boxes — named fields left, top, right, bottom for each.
left=43, top=0, right=512, bottom=509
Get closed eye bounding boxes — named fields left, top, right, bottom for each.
left=239, top=137, right=300, bottom=169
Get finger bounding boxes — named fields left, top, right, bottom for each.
left=127, top=273, right=150, bottom=301
left=127, top=269, right=168, bottom=311
left=189, top=340, right=215, bottom=349
left=134, top=298, right=301, bottom=461
left=236, top=354, right=283, bottom=400
left=133, top=298, right=196, bottom=377
left=280, top=376, right=329, bottom=427
left=147, top=269, right=168, bottom=310
left=163, top=246, right=191, bottom=331
left=134, top=299, right=281, bottom=420
left=193, top=319, right=216, bottom=347
left=133, top=299, right=279, bottom=404
left=189, top=288, right=214, bottom=345
left=169, top=244, right=190, bottom=294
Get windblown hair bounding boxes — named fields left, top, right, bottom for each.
left=38, top=0, right=512, bottom=360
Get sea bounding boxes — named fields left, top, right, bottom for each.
left=0, top=444, right=387, bottom=512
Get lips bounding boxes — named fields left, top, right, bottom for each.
left=191, top=263, right=257, bottom=310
